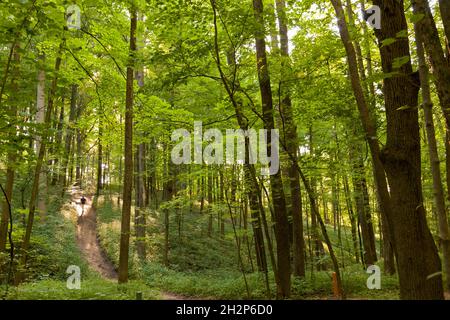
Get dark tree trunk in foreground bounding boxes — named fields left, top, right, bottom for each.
left=118, top=7, right=137, bottom=284
left=373, top=0, right=443, bottom=300
left=252, top=0, right=291, bottom=298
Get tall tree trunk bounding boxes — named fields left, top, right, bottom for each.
left=373, top=0, right=443, bottom=300
left=438, top=0, right=450, bottom=57
left=310, top=128, right=326, bottom=270
left=207, top=171, right=213, bottom=237
left=134, top=143, right=146, bottom=260
left=35, top=59, right=47, bottom=222
left=413, top=0, right=450, bottom=229
left=0, top=43, right=20, bottom=252
left=51, top=97, right=65, bottom=186
left=275, top=0, right=305, bottom=278
left=96, top=124, right=103, bottom=196
left=75, top=123, right=82, bottom=187
left=330, top=0, right=396, bottom=274
left=252, top=0, right=291, bottom=298
left=61, top=84, right=78, bottom=194
left=17, top=38, right=64, bottom=282
left=343, top=173, right=359, bottom=263
left=415, top=25, right=450, bottom=293
left=210, top=0, right=273, bottom=296
left=118, top=6, right=137, bottom=284
left=349, top=138, right=377, bottom=266
left=134, top=65, right=146, bottom=261
left=411, top=0, right=450, bottom=212
left=162, top=148, right=175, bottom=267
left=320, top=179, right=329, bottom=224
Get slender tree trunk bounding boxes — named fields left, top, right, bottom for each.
left=118, top=6, right=137, bottom=284
left=320, top=179, right=329, bottom=224
left=51, top=97, right=65, bottom=186
left=0, top=43, right=20, bottom=252
left=438, top=0, right=450, bottom=57
left=330, top=0, right=396, bottom=274
left=411, top=0, right=450, bottom=233
left=162, top=148, right=175, bottom=267
left=350, top=142, right=377, bottom=266
left=210, top=0, right=273, bottom=296
left=415, top=25, right=450, bottom=292
left=61, top=84, right=78, bottom=194
left=275, top=0, right=305, bottom=278
left=35, top=59, right=47, bottom=222
left=96, top=124, right=103, bottom=196
left=208, top=171, right=213, bottom=237
left=17, top=37, right=64, bottom=282
left=134, top=142, right=146, bottom=260
left=134, top=66, right=147, bottom=261
left=75, top=123, right=82, bottom=187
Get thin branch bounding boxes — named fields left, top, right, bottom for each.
left=79, top=28, right=127, bottom=80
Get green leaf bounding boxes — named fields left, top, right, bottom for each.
left=381, top=38, right=396, bottom=47
left=392, top=56, right=410, bottom=69
left=396, top=30, right=408, bottom=38
left=410, top=13, right=425, bottom=24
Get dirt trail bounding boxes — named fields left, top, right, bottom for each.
left=71, top=188, right=189, bottom=300
left=72, top=189, right=117, bottom=280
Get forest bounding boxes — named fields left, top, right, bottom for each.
left=1, top=0, right=450, bottom=301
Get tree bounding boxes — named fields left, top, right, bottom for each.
left=415, top=21, right=450, bottom=293
left=252, top=0, right=291, bottom=298
left=118, top=5, right=137, bottom=284
left=275, top=0, right=306, bottom=279
left=330, top=0, right=393, bottom=272
left=373, top=0, right=443, bottom=299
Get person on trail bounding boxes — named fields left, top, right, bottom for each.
left=80, top=195, right=86, bottom=216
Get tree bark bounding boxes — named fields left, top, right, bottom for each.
left=348, top=140, right=377, bottom=266
left=61, top=84, right=78, bottom=194
left=118, top=6, right=137, bottom=284
left=330, top=0, right=396, bottom=273
left=17, top=38, right=64, bottom=282
left=275, top=0, right=305, bottom=278
left=415, top=24, right=450, bottom=293
left=373, top=0, right=444, bottom=299
left=252, top=0, right=291, bottom=298
left=0, top=43, right=20, bottom=252
left=411, top=0, right=450, bottom=235
left=134, top=66, right=147, bottom=261
left=96, top=124, right=103, bottom=196
left=438, top=0, right=450, bottom=57
left=343, top=173, right=359, bottom=263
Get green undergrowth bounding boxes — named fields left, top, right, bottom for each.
left=95, top=195, right=400, bottom=300
left=1, top=188, right=94, bottom=283
left=5, top=279, right=159, bottom=300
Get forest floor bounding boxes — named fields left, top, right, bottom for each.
left=3, top=185, right=431, bottom=300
